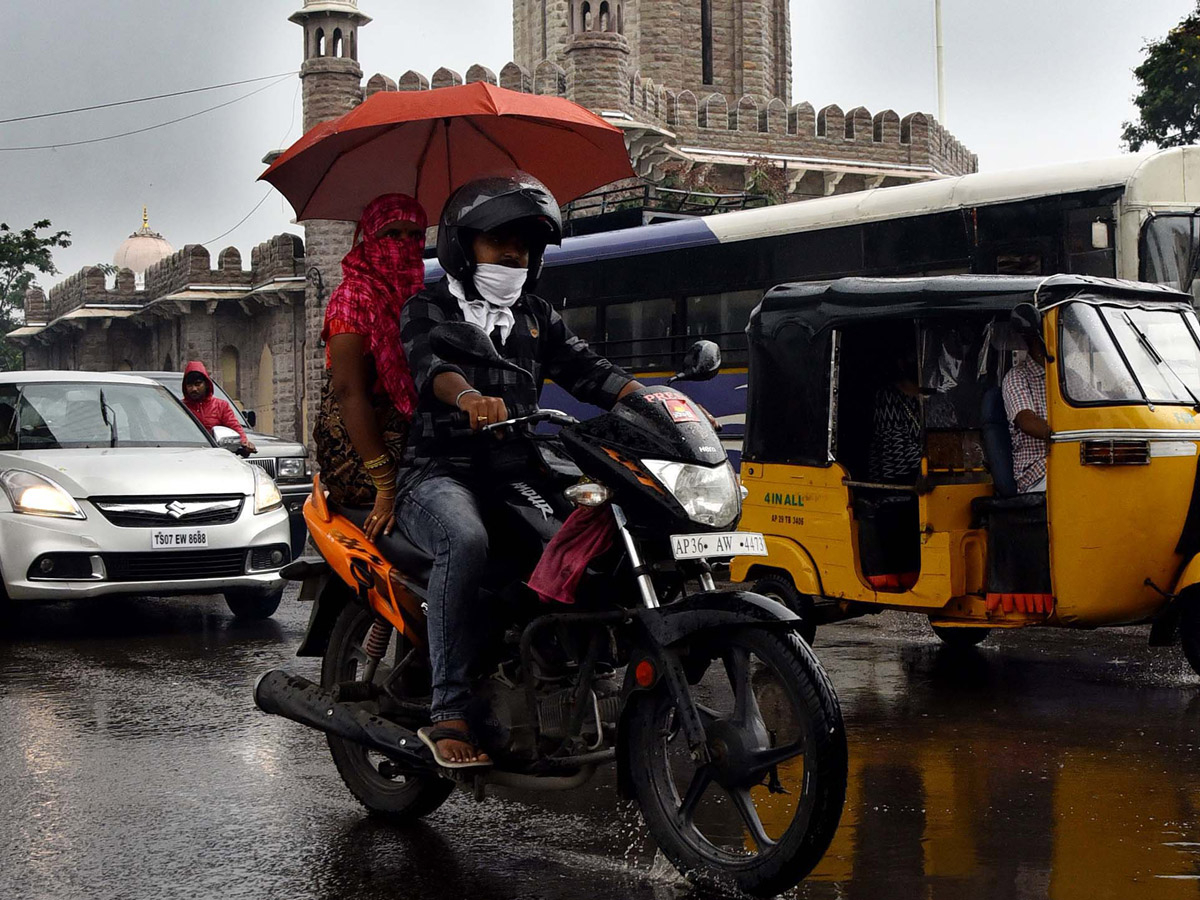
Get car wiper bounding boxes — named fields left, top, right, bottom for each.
left=98, top=390, right=118, bottom=448
left=1121, top=311, right=1200, bottom=411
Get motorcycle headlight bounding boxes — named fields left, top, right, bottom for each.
left=252, top=465, right=283, bottom=514
left=276, top=457, right=307, bottom=481
left=0, top=469, right=86, bottom=519
left=642, top=459, right=740, bottom=528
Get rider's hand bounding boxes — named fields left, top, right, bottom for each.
left=459, top=393, right=508, bottom=431
left=364, top=490, right=396, bottom=541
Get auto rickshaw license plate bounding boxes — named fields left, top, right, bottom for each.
left=671, top=532, right=768, bottom=560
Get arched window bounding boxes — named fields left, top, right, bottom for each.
left=569, top=0, right=576, bottom=33
left=332, top=28, right=343, bottom=58
left=315, top=27, right=325, bottom=57
left=163, top=354, right=174, bottom=372
left=220, top=346, right=240, bottom=404
left=617, top=2, right=624, bottom=34
left=348, top=29, right=356, bottom=60
left=701, top=0, right=714, bottom=85
left=582, top=1, right=592, bottom=31
left=599, top=1, right=610, bottom=31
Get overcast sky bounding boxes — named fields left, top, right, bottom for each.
left=1, top=0, right=1192, bottom=286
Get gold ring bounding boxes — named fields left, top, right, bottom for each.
left=478, top=416, right=489, bottom=423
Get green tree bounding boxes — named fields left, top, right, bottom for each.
left=0, top=221, right=71, bottom=371
left=1122, top=4, right=1200, bottom=151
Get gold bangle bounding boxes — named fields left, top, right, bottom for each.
left=362, top=453, right=392, bottom=470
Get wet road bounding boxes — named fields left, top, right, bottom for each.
left=2, top=589, right=1198, bottom=900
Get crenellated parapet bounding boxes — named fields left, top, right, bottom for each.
left=43, top=234, right=307, bottom=324
left=362, top=60, right=977, bottom=176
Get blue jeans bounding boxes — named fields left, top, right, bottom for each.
left=394, top=472, right=489, bottom=723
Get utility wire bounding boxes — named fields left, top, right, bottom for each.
left=0, top=72, right=297, bottom=125
left=202, top=78, right=304, bottom=247
left=0, top=75, right=294, bottom=152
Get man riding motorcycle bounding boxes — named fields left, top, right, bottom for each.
left=396, top=172, right=643, bottom=767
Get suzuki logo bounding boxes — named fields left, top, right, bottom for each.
left=165, top=501, right=188, bottom=519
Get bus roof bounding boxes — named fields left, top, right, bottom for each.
left=418, top=147, right=1200, bottom=282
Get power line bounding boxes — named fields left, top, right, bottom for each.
left=202, top=79, right=304, bottom=247
left=0, top=72, right=297, bottom=126
left=0, top=75, right=294, bottom=152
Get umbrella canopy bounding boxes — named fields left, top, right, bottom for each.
left=260, top=81, right=636, bottom=223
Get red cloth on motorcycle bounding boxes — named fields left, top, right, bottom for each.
left=181, top=361, right=248, bottom=442
left=322, top=193, right=427, bottom=416
left=527, top=505, right=617, bottom=605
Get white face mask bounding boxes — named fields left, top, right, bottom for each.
left=472, top=263, right=527, bottom=307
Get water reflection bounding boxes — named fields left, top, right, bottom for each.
left=803, top=628, right=1200, bottom=899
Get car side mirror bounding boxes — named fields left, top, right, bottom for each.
left=430, top=322, right=533, bottom=382
left=212, top=424, right=241, bottom=451
left=244, top=409, right=257, bottom=429
left=669, top=340, right=722, bottom=384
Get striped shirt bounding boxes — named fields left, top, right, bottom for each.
left=400, top=278, right=633, bottom=460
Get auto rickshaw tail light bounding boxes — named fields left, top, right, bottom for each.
left=635, top=660, right=657, bottom=687
left=1080, top=439, right=1150, bottom=466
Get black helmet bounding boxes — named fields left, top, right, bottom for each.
left=436, top=172, right=563, bottom=293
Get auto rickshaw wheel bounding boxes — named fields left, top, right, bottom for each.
left=930, top=623, right=990, bottom=648
left=1181, top=603, right=1200, bottom=677
left=752, top=572, right=817, bottom=645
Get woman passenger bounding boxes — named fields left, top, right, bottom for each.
left=313, top=194, right=427, bottom=541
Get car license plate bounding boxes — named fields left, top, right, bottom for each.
left=671, top=532, right=768, bottom=560
left=150, top=528, right=210, bottom=550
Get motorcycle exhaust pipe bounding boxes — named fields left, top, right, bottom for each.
left=254, top=669, right=433, bottom=771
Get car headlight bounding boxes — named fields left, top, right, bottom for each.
left=0, top=469, right=86, bottom=519
left=252, top=465, right=283, bottom=514
left=276, top=457, right=307, bottom=481
left=642, top=459, right=740, bottom=528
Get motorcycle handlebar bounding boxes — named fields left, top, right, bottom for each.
left=431, top=408, right=579, bottom=438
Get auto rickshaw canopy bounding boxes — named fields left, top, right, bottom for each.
left=744, top=274, right=1190, bottom=466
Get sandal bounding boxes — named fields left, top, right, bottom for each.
left=418, top=725, right=493, bottom=770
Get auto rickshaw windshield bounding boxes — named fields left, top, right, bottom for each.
left=1059, top=300, right=1200, bottom=406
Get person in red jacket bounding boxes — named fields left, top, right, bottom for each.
left=181, top=361, right=256, bottom=453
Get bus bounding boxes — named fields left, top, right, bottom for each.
left=428, top=146, right=1200, bottom=457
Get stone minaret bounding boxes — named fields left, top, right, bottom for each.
left=288, top=0, right=370, bottom=443
left=564, top=6, right=632, bottom=113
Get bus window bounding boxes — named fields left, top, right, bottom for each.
left=560, top=304, right=597, bottom=342
left=686, top=290, right=759, bottom=366
left=604, top=298, right=675, bottom=370
left=1140, top=214, right=1198, bottom=289
left=1066, top=208, right=1116, bottom=277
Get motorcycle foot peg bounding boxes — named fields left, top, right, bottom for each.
left=332, top=681, right=376, bottom=703
left=472, top=774, right=487, bottom=803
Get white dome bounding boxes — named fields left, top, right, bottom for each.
left=113, top=209, right=174, bottom=275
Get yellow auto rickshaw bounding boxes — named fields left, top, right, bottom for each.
left=731, top=274, right=1200, bottom=675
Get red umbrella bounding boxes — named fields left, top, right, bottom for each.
left=260, top=81, right=635, bottom=223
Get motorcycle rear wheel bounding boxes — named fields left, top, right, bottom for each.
left=627, top=628, right=846, bottom=897
left=322, top=603, right=452, bottom=822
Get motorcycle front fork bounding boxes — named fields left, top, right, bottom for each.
left=610, top=504, right=716, bottom=610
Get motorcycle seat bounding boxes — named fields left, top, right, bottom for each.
left=329, top=503, right=433, bottom=583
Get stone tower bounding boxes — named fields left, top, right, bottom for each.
left=513, top=0, right=791, bottom=105
left=289, top=0, right=371, bottom=441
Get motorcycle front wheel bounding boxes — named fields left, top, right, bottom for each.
left=322, top=602, right=452, bottom=822
left=627, top=628, right=846, bottom=897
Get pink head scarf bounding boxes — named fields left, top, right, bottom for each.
left=322, top=194, right=428, bottom=416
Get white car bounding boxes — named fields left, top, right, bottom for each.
left=0, top=372, right=291, bottom=620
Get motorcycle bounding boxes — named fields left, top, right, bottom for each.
left=255, top=324, right=847, bottom=896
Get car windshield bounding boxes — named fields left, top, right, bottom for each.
left=0, top=382, right=213, bottom=450
left=1141, top=214, right=1200, bottom=293
left=154, top=375, right=249, bottom=428
left=1059, top=301, right=1200, bottom=406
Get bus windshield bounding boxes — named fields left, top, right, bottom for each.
left=1060, top=302, right=1200, bottom=406
left=1141, top=214, right=1200, bottom=291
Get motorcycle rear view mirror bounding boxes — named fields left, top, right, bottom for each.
left=430, top=322, right=534, bottom=381
left=669, top=340, right=722, bottom=385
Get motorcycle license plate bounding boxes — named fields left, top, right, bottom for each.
left=150, top=528, right=210, bottom=550
left=671, top=532, right=767, bottom=560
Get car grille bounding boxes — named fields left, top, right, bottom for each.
left=247, top=458, right=276, bottom=478
left=93, top=496, right=244, bottom=528
left=103, top=550, right=248, bottom=582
